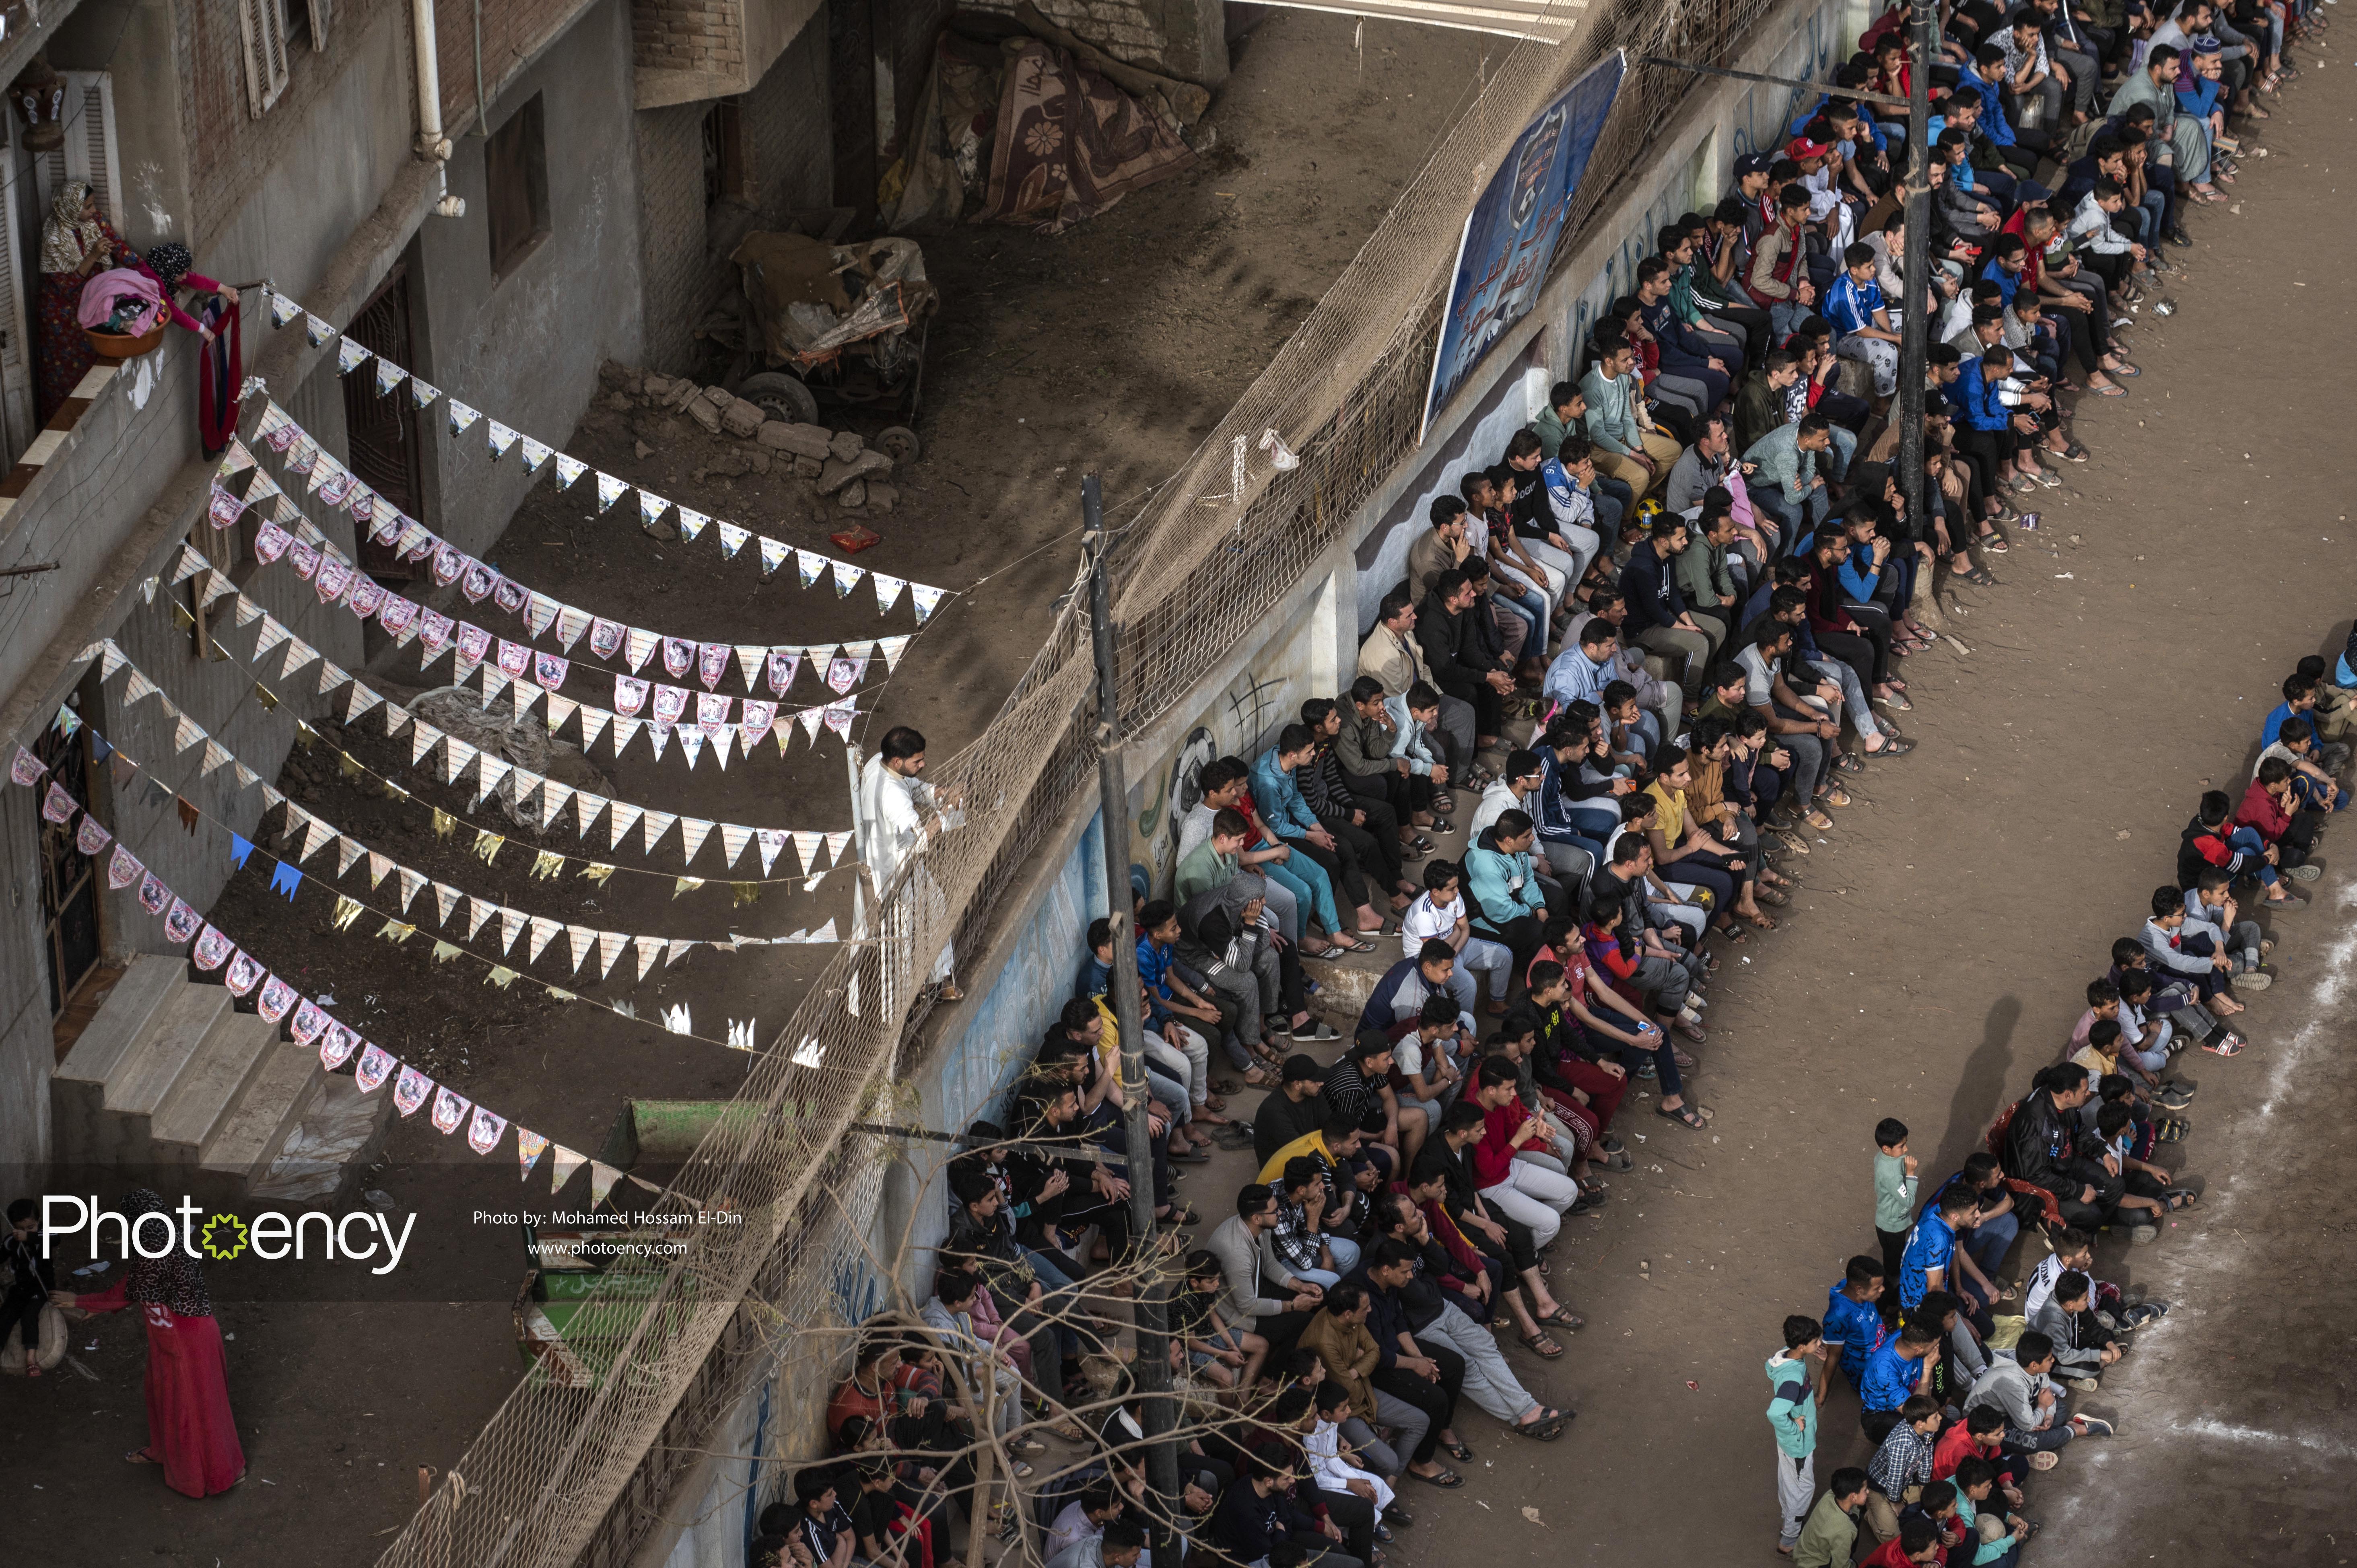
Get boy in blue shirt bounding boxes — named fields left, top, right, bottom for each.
left=1898, top=1185, right=1980, bottom=1313
left=1824, top=1254, right=1890, bottom=1391
left=1825, top=243, right=1902, bottom=397
left=1860, top=1319, right=1940, bottom=1443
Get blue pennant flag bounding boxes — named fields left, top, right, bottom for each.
left=89, top=734, right=114, bottom=764
left=231, top=833, right=256, bottom=869
left=268, top=861, right=303, bottom=901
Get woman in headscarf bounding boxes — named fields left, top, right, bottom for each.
left=55, top=1189, right=247, bottom=1498
left=136, top=241, right=243, bottom=455
left=37, top=179, right=128, bottom=422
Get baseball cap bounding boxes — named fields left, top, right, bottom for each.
left=1734, top=152, right=1774, bottom=177
left=1280, top=1054, right=1325, bottom=1084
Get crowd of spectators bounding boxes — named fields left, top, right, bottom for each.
left=741, top=0, right=2326, bottom=1558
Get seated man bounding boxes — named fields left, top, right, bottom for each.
left=1258, top=724, right=1387, bottom=942
left=1300, top=698, right=1415, bottom=912
left=1464, top=809, right=1557, bottom=979
left=1619, top=513, right=1723, bottom=697
left=1502, top=428, right=1603, bottom=592
left=1400, top=859, right=1510, bottom=1016
left=1335, top=674, right=1441, bottom=835
left=1415, top=569, right=1516, bottom=755
left=2234, top=758, right=2325, bottom=891
left=1578, top=332, right=1685, bottom=498
left=1207, top=1184, right=1328, bottom=1362
left=1559, top=588, right=1686, bottom=741
left=1530, top=379, right=1638, bottom=529
left=1359, top=937, right=1479, bottom=1040
left=1825, top=242, right=1903, bottom=399
left=1358, top=586, right=1478, bottom=776
left=1963, top=1331, right=2110, bottom=1453
left=1744, top=411, right=1837, bottom=545
left=1736, top=617, right=1837, bottom=833
left=2265, top=672, right=2354, bottom=774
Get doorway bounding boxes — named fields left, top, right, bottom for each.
left=341, top=261, right=424, bottom=579
left=36, top=715, right=103, bottom=1049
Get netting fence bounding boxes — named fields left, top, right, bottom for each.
left=373, top=0, right=1797, bottom=1561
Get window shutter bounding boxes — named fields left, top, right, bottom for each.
left=32, top=74, right=122, bottom=236
left=0, top=118, right=39, bottom=459
left=306, top=0, right=332, bottom=50
left=238, top=0, right=291, bottom=116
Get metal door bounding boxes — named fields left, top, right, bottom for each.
left=342, top=262, right=422, bottom=579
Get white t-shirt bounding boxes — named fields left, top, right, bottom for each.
left=1400, top=892, right=1463, bottom=957
left=1735, top=643, right=1778, bottom=708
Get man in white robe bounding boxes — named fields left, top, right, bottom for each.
left=857, top=725, right=962, bottom=999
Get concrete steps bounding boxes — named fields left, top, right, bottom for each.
left=50, top=953, right=380, bottom=1198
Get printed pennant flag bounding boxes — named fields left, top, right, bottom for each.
left=105, top=843, right=143, bottom=890
left=392, top=1064, right=434, bottom=1117
left=268, top=288, right=303, bottom=327
left=517, top=1128, right=549, bottom=1178
left=624, top=627, right=659, bottom=675
left=756, top=829, right=787, bottom=876
left=595, top=473, right=627, bottom=513
left=554, top=454, right=587, bottom=490
left=323, top=1023, right=363, bottom=1071
left=447, top=400, right=482, bottom=438
left=759, top=537, right=789, bottom=578
left=468, top=1104, right=509, bottom=1156
left=715, top=521, right=749, bottom=559
left=589, top=1161, right=622, bottom=1209
left=485, top=420, right=519, bottom=461
left=830, top=560, right=863, bottom=598
left=519, top=437, right=554, bottom=475
left=766, top=649, right=801, bottom=696
left=355, top=1040, right=395, bottom=1090
left=374, top=357, right=408, bottom=397
left=408, top=375, right=444, bottom=409
left=871, top=573, right=907, bottom=615
left=549, top=1144, right=587, bottom=1193
left=336, top=336, right=371, bottom=375
left=304, top=313, right=334, bottom=347
left=638, top=490, right=670, bottom=529
left=911, top=584, right=947, bottom=624
left=431, top=1085, right=471, bottom=1135
left=674, top=507, right=709, bottom=543
left=795, top=550, right=826, bottom=589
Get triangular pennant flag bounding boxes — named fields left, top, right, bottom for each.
left=674, top=507, right=709, bottom=543
left=573, top=791, right=607, bottom=837
left=410, top=719, right=444, bottom=766
left=610, top=716, right=642, bottom=757
left=554, top=607, right=592, bottom=653
left=911, top=584, right=946, bottom=624
left=791, top=830, right=823, bottom=875
left=431, top=879, right=459, bottom=925
left=623, top=627, right=658, bottom=674
left=447, top=400, right=481, bottom=437
left=606, top=802, right=643, bottom=850
left=638, top=490, right=670, bottom=529
left=876, top=635, right=913, bottom=673
left=634, top=934, right=665, bottom=980
left=825, top=829, right=853, bottom=867
left=367, top=850, right=394, bottom=888
left=527, top=915, right=562, bottom=963
left=677, top=729, right=704, bottom=769
left=517, top=1128, right=548, bottom=1179
left=549, top=1144, right=586, bottom=1193
left=589, top=1161, right=622, bottom=1208
left=524, top=594, right=560, bottom=639
left=735, top=645, right=766, bottom=691
left=170, top=544, right=207, bottom=584
left=411, top=375, right=443, bottom=407
left=871, top=573, right=907, bottom=615
left=337, top=336, right=371, bottom=375
left=554, top=453, right=587, bottom=490
left=565, top=924, right=595, bottom=972
left=795, top=549, right=826, bottom=589
left=594, top=473, right=626, bottom=513
left=519, top=437, right=554, bottom=475
left=334, top=835, right=366, bottom=877
left=397, top=865, right=429, bottom=914
left=758, top=537, right=789, bottom=577
left=678, top=817, right=715, bottom=864
left=200, top=740, right=232, bottom=776
left=715, top=521, right=750, bottom=559
left=304, top=312, right=334, bottom=347
left=268, top=288, right=302, bottom=327
left=756, top=829, right=786, bottom=876
left=499, top=905, right=526, bottom=955
left=374, top=356, right=407, bottom=397
left=830, top=559, right=863, bottom=598
left=640, top=809, right=677, bottom=854
left=576, top=706, right=608, bottom=753
left=721, top=823, right=753, bottom=869
left=596, top=930, right=627, bottom=978
left=485, top=420, right=519, bottom=461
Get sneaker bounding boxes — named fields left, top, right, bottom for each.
left=2065, top=1376, right=2101, bottom=1392
left=2128, top=1223, right=2158, bottom=1245
left=2074, top=1414, right=2119, bottom=1436
left=2154, top=1086, right=2195, bottom=1111
left=2286, top=862, right=2323, bottom=881
left=2237, top=971, right=2273, bottom=992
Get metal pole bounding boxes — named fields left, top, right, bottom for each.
left=1896, top=0, right=1936, bottom=545
left=1082, top=473, right=1185, bottom=1566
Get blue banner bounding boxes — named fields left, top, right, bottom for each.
left=1422, top=51, right=1627, bottom=440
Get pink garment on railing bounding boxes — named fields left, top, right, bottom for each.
left=76, top=267, right=166, bottom=334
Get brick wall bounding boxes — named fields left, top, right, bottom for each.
left=635, top=19, right=831, bottom=372
left=633, top=0, right=747, bottom=101
left=435, top=0, right=607, bottom=131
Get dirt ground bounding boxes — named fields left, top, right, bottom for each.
left=4, top=12, right=1495, bottom=1563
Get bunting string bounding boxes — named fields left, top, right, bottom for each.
left=192, top=523, right=876, bottom=768
left=243, top=302, right=955, bottom=626
left=133, top=589, right=865, bottom=886
left=9, top=735, right=782, bottom=1205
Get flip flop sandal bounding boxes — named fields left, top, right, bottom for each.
left=1409, top=1468, right=1465, bottom=1489
left=1513, top=1412, right=1570, bottom=1441
left=1874, top=692, right=1914, bottom=712
left=2031, top=469, right=2064, bottom=488
left=2202, top=1037, right=2245, bottom=1056
left=2091, top=383, right=2128, bottom=397
left=1519, top=1330, right=1566, bottom=1360
left=1337, top=935, right=1381, bottom=953
left=1300, top=945, right=1348, bottom=963
left=1439, top=1437, right=1475, bottom=1463
left=2163, top=1187, right=2200, bottom=1209
left=1656, top=1101, right=1708, bottom=1129
left=1982, top=537, right=2011, bottom=552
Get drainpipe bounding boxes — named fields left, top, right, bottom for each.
left=411, top=0, right=466, bottom=217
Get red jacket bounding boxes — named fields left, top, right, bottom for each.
left=1471, top=1099, right=1541, bottom=1187
left=2234, top=778, right=2292, bottom=842
left=1931, top=1421, right=2002, bottom=1481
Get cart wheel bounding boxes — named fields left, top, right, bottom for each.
left=876, top=425, right=921, bottom=465
left=735, top=371, right=819, bottom=426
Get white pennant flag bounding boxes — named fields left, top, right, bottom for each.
left=565, top=924, right=595, bottom=972
left=527, top=915, right=563, bottom=963
left=596, top=930, right=627, bottom=979
left=911, top=584, right=947, bottom=624
left=607, top=801, right=644, bottom=849
left=678, top=817, right=715, bottom=864
left=641, top=810, right=677, bottom=854
left=876, top=635, right=913, bottom=673
left=595, top=473, right=627, bottom=513
left=721, top=823, right=754, bottom=869
left=549, top=1144, right=587, bottom=1193
left=756, top=829, right=787, bottom=877
left=634, top=934, right=665, bottom=979
left=871, top=573, right=908, bottom=615
left=830, top=559, right=864, bottom=597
